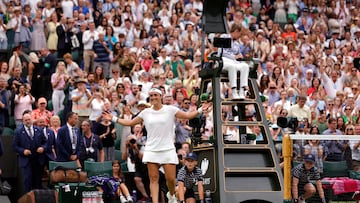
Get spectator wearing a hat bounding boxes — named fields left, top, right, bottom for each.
left=71, top=78, right=92, bottom=126
left=176, top=152, right=204, bottom=203
left=295, top=7, right=313, bottom=30
left=291, top=154, right=326, bottom=203
left=288, top=95, right=311, bottom=121
left=31, top=97, right=53, bottom=126
left=300, top=68, right=314, bottom=88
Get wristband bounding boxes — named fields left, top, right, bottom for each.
left=293, top=199, right=298, bottom=203
left=111, top=116, right=118, bottom=123
left=197, top=107, right=203, bottom=114
left=321, top=198, right=326, bottom=203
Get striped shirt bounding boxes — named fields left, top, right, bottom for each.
left=292, top=163, right=320, bottom=184
left=177, top=166, right=203, bottom=189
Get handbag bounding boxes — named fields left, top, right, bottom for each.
left=49, top=166, right=87, bottom=184
left=0, top=179, right=11, bottom=195
left=70, top=35, right=80, bottom=49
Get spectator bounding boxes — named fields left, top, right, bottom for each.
left=71, top=78, right=92, bottom=126
left=0, top=76, right=8, bottom=130
left=82, top=21, right=99, bottom=73
left=31, top=97, right=53, bottom=126
left=93, top=32, right=111, bottom=78
left=46, top=12, right=59, bottom=52
left=40, top=48, right=57, bottom=100
left=30, top=9, right=46, bottom=51
left=14, top=84, right=34, bottom=126
left=288, top=95, right=311, bottom=121
left=51, top=61, right=69, bottom=115
left=56, top=16, right=72, bottom=58
left=122, top=133, right=150, bottom=202
left=28, top=52, right=42, bottom=100
left=49, top=115, right=61, bottom=139
left=110, top=160, right=133, bottom=203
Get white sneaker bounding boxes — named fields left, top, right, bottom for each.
left=120, top=195, right=128, bottom=203
left=239, top=88, right=246, bottom=100
left=166, top=191, right=177, bottom=203
left=127, top=195, right=133, bottom=203
left=232, top=90, right=240, bottom=100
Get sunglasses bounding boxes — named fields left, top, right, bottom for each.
left=40, top=102, right=46, bottom=105
left=348, top=128, right=354, bottom=130
left=184, top=102, right=190, bottom=104
left=328, top=104, right=334, bottom=106
left=112, top=71, right=119, bottom=74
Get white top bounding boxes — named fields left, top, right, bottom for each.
left=82, top=30, right=99, bottom=50
left=137, top=105, right=179, bottom=151
left=61, top=0, right=75, bottom=18
left=89, top=98, right=105, bottom=121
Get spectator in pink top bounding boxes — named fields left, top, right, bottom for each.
left=14, top=84, right=35, bottom=126
left=51, top=61, right=69, bottom=115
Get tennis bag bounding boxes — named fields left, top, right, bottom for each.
left=50, top=166, right=87, bottom=184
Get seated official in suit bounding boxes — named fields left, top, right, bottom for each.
left=56, top=112, right=81, bottom=165
left=12, top=112, right=47, bottom=194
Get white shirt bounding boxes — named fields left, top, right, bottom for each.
left=138, top=105, right=179, bottom=151
left=61, top=0, right=75, bottom=18
left=82, top=30, right=99, bottom=50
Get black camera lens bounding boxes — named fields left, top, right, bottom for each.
left=177, top=154, right=183, bottom=160
left=130, top=138, right=136, bottom=144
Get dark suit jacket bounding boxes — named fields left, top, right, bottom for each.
left=12, top=125, right=47, bottom=167
left=43, top=127, right=56, bottom=161
left=41, top=53, right=57, bottom=76
left=56, top=125, right=81, bottom=162
left=56, top=24, right=71, bottom=50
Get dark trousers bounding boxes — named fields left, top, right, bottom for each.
left=22, top=159, right=44, bottom=193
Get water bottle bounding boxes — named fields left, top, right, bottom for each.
left=132, top=190, right=137, bottom=203
left=205, top=190, right=212, bottom=203
left=82, top=191, right=91, bottom=203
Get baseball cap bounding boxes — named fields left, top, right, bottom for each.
left=303, top=154, right=315, bottom=163
left=185, top=152, right=198, bottom=161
